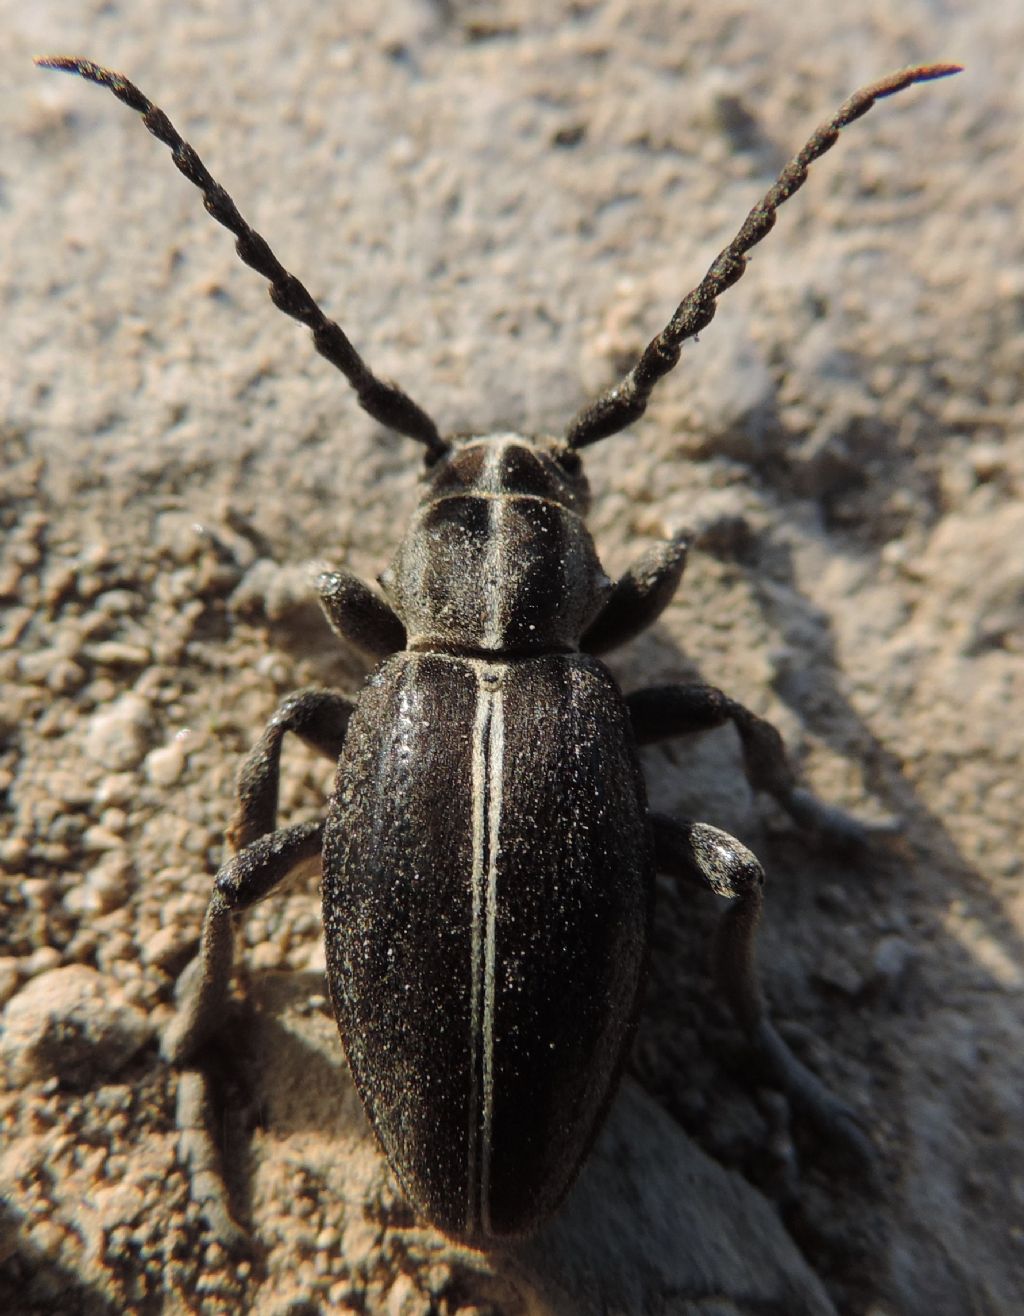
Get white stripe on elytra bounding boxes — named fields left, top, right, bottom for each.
left=465, top=666, right=504, bottom=1235
left=480, top=681, right=504, bottom=1234
left=466, top=686, right=487, bottom=1230
left=481, top=443, right=509, bottom=651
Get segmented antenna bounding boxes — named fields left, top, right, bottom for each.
left=36, top=56, right=448, bottom=461
left=566, top=63, right=961, bottom=451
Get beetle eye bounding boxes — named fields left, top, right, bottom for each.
left=556, top=449, right=582, bottom=477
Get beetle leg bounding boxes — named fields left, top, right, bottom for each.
left=581, top=531, right=690, bottom=654
left=162, top=819, right=324, bottom=1063
left=650, top=813, right=872, bottom=1160
left=317, top=570, right=406, bottom=659
left=629, top=683, right=893, bottom=847
left=164, top=820, right=324, bottom=1244
left=229, top=687, right=354, bottom=849
left=167, top=687, right=351, bottom=1050
left=161, top=686, right=349, bottom=1247
left=161, top=819, right=324, bottom=1247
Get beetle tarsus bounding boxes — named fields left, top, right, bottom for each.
left=724, top=702, right=896, bottom=848
left=749, top=1018, right=876, bottom=1168
left=782, top=787, right=903, bottom=849
left=175, top=1069, right=249, bottom=1253
left=161, top=896, right=237, bottom=1065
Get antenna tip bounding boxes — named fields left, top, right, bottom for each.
left=910, top=61, right=964, bottom=81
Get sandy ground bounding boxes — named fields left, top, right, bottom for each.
left=2, top=2, right=1022, bottom=1313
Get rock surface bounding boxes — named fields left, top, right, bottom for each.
left=2, top=2, right=1021, bottom=1313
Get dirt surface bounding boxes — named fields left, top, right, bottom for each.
left=2, top=2, right=1022, bottom=1313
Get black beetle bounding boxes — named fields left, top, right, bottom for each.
left=37, top=57, right=959, bottom=1246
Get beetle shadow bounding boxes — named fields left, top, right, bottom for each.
left=612, top=519, right=1021, bottom=1308
left=229, top=973, right=838, bottom=1311
left=494, top=1077, right=835, bottom=1315
left=235, top=969, right=371, bottom=1144
left=206, top=969, right=407, bottom=1250
left=741, top=533, right=1023, bottom=1301
left=741, top=531, right=1023, bottom=972
left=616, top=514, right=1022, bottom=987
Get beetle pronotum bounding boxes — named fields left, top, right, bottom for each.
left=37, top=56, right=960, bottom=1246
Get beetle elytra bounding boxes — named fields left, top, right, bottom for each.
left=37, top=55, right=960, bottom=1247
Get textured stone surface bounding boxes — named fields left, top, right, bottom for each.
left=2, top=3, right=1021, bottom=1312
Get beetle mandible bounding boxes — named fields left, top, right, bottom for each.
left=37, top=56, right=959, bottom=1247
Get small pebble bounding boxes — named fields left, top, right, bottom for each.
left=85, top=693, right=152, bottom=771
left=142, top=925, right=192, bottom=972
left=0, top=835, right=30, bottom=869
left=95, top=773, right=136, bottom=808
left=87, top=850, right=134, bottom=910
left=83, top=825, right=126, bottom=853
left=145, top=737, right=189, bottom=786
left=47, top=658, right=87, bottom=695
left=26, top=946, right=61, bottom=975
left=87, top=641, right=152, bottom=668
left=1, top=964, right=153, bottom=1086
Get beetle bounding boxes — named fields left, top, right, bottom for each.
left=37, top=56, right=959, bottom=1247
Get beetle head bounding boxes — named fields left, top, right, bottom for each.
left=421, top=432, right=590, bottom=517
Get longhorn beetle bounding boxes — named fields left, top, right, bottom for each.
left=38, top=57, right=959, bottom=1247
